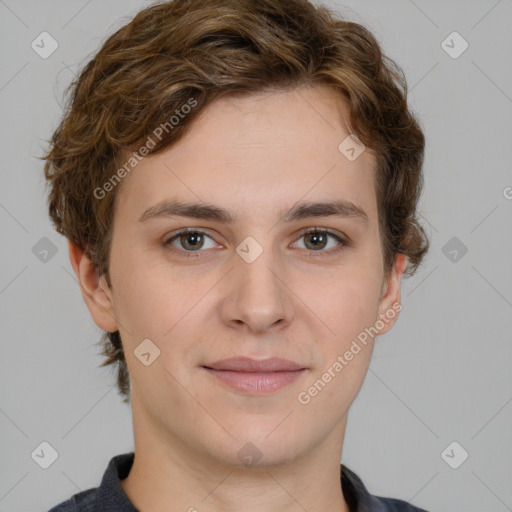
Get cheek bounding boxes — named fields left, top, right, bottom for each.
left=110, top=262, right=209, bottom=389
left=299, top=284, right=379, bottom=415
left=109, top=245, right=183, bottom=336
left=315, top=270, right=382, bottom=342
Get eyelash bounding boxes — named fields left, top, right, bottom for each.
left=163, top=227, right=349, bottom=258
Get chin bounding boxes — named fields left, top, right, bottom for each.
left=206, top=423, right=307, bottom=469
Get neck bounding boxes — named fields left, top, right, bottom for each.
left=121, top=389, right=351, bottom=512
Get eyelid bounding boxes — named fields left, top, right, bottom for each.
left=163, top=228, right=219, bottom=249
left=163, top=226, right=349, bottom=256
left=291, top=227, right=349, bottom=254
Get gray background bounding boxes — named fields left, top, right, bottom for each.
left=1, top=0, right=511, bottom=510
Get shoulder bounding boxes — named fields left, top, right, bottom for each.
left=47, top=488, right=97, bottom=512
left=372, top=495, right=430, bottom=511
left=341, top=464, right=430, bottom=512
left=46, top=452, right=135, bottom=512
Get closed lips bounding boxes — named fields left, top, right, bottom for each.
left=203, top=357, right=305, bottom=372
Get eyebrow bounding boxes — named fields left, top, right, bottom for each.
left=138, top=199, right=369, bottom=225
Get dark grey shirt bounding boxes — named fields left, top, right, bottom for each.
left=48, top=452, right=429, bottom=512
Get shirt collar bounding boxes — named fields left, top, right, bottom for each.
left=95, top=453, right=138, bottom=512
left=95, top=452, right=387, bottom=512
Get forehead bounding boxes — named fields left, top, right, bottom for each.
left=114, top=85, right=378, bottom=225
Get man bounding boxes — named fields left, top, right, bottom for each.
left=43, top=0, right=430, bottom=510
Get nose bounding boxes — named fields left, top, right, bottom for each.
left=220, top=244, right=294, bottom=334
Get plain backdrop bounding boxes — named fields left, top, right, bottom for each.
left=1, top=1, right=511, bottom=511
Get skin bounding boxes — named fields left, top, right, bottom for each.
left=69, top=84, right=406, bottom=512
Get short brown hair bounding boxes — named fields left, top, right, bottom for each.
left=41, top=0, right=430, bottom=402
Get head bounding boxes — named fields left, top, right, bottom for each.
left=42, top=0, right=429, bottom=466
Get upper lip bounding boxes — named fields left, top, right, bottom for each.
left=203, top=357, right=305, bottom=372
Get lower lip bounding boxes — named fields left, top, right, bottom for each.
left=202, top=368, right=306, bottom=394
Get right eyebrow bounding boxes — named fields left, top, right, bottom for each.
left=138, top=200, right=237, bottom=224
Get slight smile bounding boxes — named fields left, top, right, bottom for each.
left=201, top=357, right=308, bottom=394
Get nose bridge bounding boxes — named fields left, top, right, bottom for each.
left=223, top=235, right=292, bottom=331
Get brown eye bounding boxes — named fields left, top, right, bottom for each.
left=164, top=230, right=217, bottom=253
left=303, top=231, right=329, bottom=250
left=178, top=232, right=204, bottom=251
left=293, top=229, right=347, bottom=254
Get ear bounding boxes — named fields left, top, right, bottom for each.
left=67, top=239, right=118, bottom=333
left=375, top=253, right=407, bottom=336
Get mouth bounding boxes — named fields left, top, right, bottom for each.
left=201, top=357, right=307, bottom=394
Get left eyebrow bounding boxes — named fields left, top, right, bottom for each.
left=138, top=199, right=369, bottom=225
left=280, top=199, right=369, bottom=225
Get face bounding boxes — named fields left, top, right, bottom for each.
left=77, top=84, right=405, bottom=468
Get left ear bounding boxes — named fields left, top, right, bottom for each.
left=375, top=253, right=408, bottom=336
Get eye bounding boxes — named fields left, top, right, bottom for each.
left=292, top=228, right=348, bottom=255
left=163, top=229, right=217, bottom=255
left=163, top=227, right=349, bottom=258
